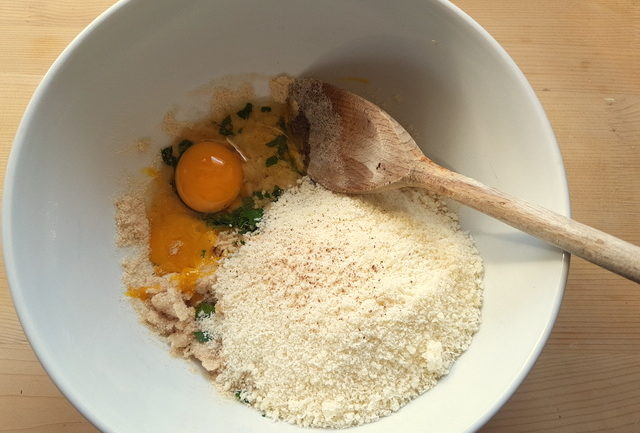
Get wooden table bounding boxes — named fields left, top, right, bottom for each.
left=0, top=1, right=638, bottom=432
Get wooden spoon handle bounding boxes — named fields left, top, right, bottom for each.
left=408, top=162, right=640, bottom=283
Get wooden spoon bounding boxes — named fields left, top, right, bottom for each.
left=285, top=78, right=640, bottom=283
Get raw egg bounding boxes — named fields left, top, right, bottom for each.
left=175, top=141, right=244, bottom=213
left=147, top=182, right=217, bottom=275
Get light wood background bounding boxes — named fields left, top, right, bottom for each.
left=0, top=1, right=638, bottom=432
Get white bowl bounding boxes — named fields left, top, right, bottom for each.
left=3, top=1, right=569, bottom=432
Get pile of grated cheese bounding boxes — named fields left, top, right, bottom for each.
left=198, top=178, right=484, bottom=428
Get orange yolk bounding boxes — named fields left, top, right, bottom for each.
left=175, top=141, right=244, bottom=213
left=148, top=180, right=217, bottom=277
left=125, top=285, right=159, bottom=300
left=142, top=167, right=159, bottom=178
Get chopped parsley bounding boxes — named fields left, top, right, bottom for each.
left=202, top=197, right=264, bottom=234
left=194, top=331, right=211, bottom=343
left=217, top=115, right=234, bottom=136
left=265, top=155, right=279, bottom=167
left=265, top=134, right=287, bottom=149
left=178, top=139, right=194, bottom=155
left=236, top=103, right=253, bottom=119
left=161, top=146, right=178, bottom=167
left=253, top=186, right=283, bottom=201
left=260, top=106, right=271, bottom=112
left=235, top=390, right=249, bottom=404
left=200, top=249, right=206, bottom=258
left=195, top=301, right=215, bottom=319
left=272, top=185, right=283, bottom=199
left=264, top=134, right=295, bottom=167
left=277, top=116, right=286, bottom=131
left=162, top=140, right=194, bottom=166
left=277, top=144, right=288, bottom=158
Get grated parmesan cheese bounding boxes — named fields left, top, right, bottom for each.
left=199, top=178, right=484, bottom=428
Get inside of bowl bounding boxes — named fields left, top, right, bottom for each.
left=5, top=1, right=567, bottom=432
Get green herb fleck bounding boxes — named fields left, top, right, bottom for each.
left=235, top=390, right=249, bottom=404
left=161, top=146, right=178, bottom=167
left=265, top=155, right=279, bottom=167
left=195, top=302, right=215, bottom=319
left=178, top=139, right=194, bottom=155
left=265, top=135, right=287, bottom=148
left=236, top=103, right=253, bottom=119
left=194, top=331, right=211, bottom=343
left=202, top=197, right=264, bottom=234
left=277, top=145, right=288, bottom=158
left=260, top=106, right=271, bottom=112
left=265, top=134, right=291, bottom=163
left=272, top=185, right=283, bottom=199
left=252, top=186, right=281, bottom=200
left=277, top=116, right=286, bottom=131
left=218, top=115, right=234, bottom=136
left=200, top=249, right=206, bottom=258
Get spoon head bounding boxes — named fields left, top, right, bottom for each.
left=286, top=78, right=426, bottom=194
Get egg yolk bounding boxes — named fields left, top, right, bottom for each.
left=125, top=285, right=159, bottom=301
left=175, top=141, right=244, bottom=213
left=148, top=180, right=217, bottom=276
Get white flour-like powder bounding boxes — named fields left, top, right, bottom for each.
left=198, top=178, right=484, bottom=428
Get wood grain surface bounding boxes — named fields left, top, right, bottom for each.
left=0, top=1, right=638, bottom=432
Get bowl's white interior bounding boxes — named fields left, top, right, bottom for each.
left=4, top=0, right=568, bottom=432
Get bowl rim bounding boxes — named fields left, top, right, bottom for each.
left=2, top=0, right=570, bottom=432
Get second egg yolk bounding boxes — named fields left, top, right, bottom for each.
left=175, top=141, right=244, bottom=213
